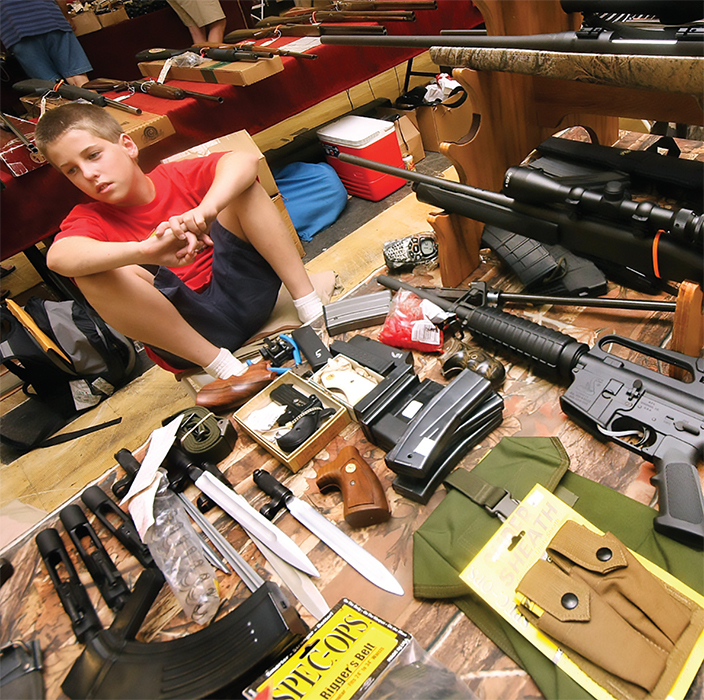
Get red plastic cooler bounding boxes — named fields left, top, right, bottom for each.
left=317, top=116, right=407, bottom=202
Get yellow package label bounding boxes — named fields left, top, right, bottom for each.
left=248, top=600, right=410, bottom=700
left=460, top=484, right=704, bottom=700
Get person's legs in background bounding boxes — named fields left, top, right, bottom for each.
left=166, top=0, right=226, bottom=44
left=11, top=30, right=92, bottom=86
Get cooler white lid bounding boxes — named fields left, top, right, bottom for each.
left=317, top=116, right=395, bottom=148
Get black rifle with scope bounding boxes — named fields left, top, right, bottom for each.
left=336, top=152, right=703, bottom=287
left=376, top=274, right=704, bottom=549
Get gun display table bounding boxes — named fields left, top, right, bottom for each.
left=1, top=230, right=703, bottom=698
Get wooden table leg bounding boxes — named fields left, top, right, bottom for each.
left=427, top=211, right=483, bottom=288
left=672, top=281, right=704, bottom=375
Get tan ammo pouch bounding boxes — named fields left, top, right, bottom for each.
left=516, top=520, right=704, bottom=700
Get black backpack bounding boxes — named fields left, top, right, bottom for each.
left=0, top=298, right=138, bottom=451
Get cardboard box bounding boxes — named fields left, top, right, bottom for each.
left=311, top=355, right=384, bottom=418
left=96, top=6, right=129, bottom=28
left=18, top=96, right=175, bottom=150
left=138, top=55, right=284, bottom=87
left=234, top=372, right=350, bottom=472
left=162, top=129, right=278, bottom=197
left=69, top=10, right=101, bottom=36
left=376, top=109, right=425, bottom=166
left=273, top=194, right=304, bottom=257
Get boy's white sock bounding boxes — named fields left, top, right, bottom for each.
left=293, top=290, right=323, bottom=324
left=204, top=348, right=248, bottom=379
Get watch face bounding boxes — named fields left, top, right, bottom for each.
left=420, top=239, right=436, bottom=255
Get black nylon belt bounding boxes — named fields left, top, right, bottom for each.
left=172, top=407, right=237, bottom=464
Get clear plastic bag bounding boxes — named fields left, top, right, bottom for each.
left=144, top=472, right=220, bottom=625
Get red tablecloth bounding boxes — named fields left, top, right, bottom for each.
left=0, top=1, right=483, bottom=261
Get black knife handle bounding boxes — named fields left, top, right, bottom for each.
left=252, top=469, right=292, bottom=521
left=112, top=448, right=141, bottom=499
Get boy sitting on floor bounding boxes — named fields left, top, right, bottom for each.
left=34, top=103, right=323, bottom=390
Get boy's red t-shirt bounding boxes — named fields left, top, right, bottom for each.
left=56, top=152, right=226, bottom=291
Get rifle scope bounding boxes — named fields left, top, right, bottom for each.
left=503, top=167, right=703, bottom=249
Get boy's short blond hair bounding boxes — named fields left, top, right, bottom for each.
left=35, top=103, right=124, bottom=158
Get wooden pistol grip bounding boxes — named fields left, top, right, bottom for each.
left=316, top=446, right=390, bottom=528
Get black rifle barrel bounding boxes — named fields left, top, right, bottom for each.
left=424, top=285, right=677, bottom=312
left=378, top=275, right=588, bottom=379
left=320, top=30, right=704, bottom=56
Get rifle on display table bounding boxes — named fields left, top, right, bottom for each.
left=375, top=274, right=704, bottom=549
left=223, top=23, right=387, bottom=43
left=255, top=10, right=418, bottom=26
left=135, top=46, right=262, bottom=63
left=336, top=152, right=703, bottom=288
left=320, top=0, right=704, bottom=56
left=84, top=77, right=225, bottom=103
left=12, top=78, right=143, bottom=115
left=194, top=41, right=318, bottom=60
left=289, top=0, right=438, bottom=10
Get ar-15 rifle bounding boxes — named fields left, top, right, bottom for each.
left=336, top=152, right=703, bottom=287
left=12, top=78, right=143, bottom=115
left=376, top=274, right=704, bottom=549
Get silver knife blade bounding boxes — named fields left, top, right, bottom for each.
left=256, top=540, right=330, bottom=620
left=286, top=497, right=404, bottom=596
left=194, top=470, right=320, bottom=578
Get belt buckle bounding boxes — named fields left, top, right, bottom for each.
left=488, top=491, right=519, bottom=522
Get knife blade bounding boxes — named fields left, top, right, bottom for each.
left=252, top=469, right=404, bottom=597
left=188, top=466, right=320, bottom=578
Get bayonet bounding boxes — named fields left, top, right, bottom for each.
left=253, top=470, right=404, bottom=596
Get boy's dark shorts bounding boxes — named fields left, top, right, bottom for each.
left=151, top=220, right=281, bottom=367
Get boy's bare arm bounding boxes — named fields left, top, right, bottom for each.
left=152, top=151, right=261, bottom=249
left=46, top=229, right=201, bottom=278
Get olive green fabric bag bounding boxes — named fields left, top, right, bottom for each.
left=413, top=436, right=704, bottom=700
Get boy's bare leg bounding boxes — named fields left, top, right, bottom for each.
left=217, top=181, right=315, bottom=301
left=75, top=265, right=219, bottom=368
